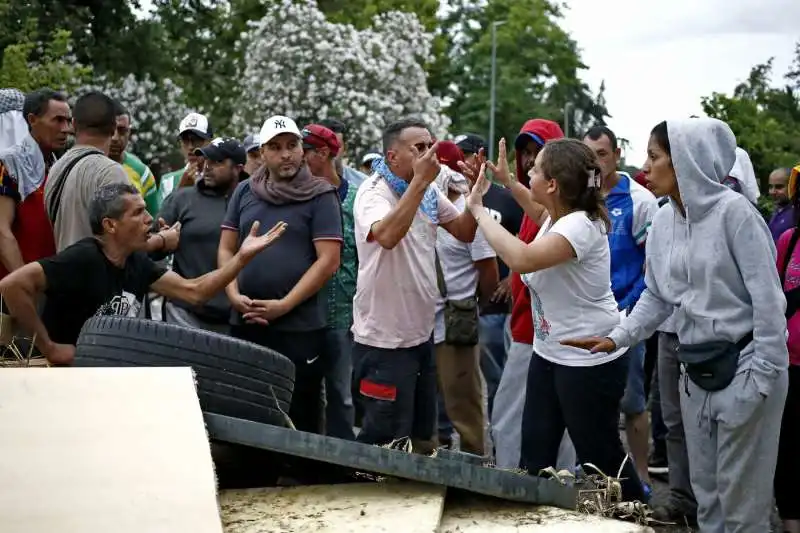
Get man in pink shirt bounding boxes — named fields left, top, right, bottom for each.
left=352, top=118, right=478, bottom=450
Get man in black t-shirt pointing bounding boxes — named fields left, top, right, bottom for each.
left=0, top=183, right=286, bottom=365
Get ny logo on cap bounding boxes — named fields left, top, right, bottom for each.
left=275, top=119, right=286, bottom=129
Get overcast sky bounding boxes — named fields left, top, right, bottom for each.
left=559, top=0, right=799, bottom=166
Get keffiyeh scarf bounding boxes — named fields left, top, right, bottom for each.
left=372, top=156, right=439, bottom=223
left=0, top=88, right=46, bottom=201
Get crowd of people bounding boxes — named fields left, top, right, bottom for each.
left=0, top=85, right=798, bottom=533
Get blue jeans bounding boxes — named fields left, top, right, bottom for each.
left=621, top=341, right=647, bottom=415
left=323, top=328, right=355, bottom=440
left=479, top=314, right=509, bottom=415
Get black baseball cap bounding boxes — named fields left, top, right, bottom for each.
left=453, top=133, right=486, bottom=155
left=194, top=137, right=246, bottom=165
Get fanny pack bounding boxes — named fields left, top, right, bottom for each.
left=435, top=251, right=478, bottom=346
left=678, top=331, right=753, bottom=392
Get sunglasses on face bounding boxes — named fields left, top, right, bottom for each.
left=411, top=141, right=434, bottom=153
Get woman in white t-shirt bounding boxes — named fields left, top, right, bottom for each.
left=467, top=138, right=644, bottom=502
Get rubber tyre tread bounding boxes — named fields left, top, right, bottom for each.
left=75, top=316, right=295, bottom=426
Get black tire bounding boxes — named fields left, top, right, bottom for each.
left=75, top=316, right=295, bottom=427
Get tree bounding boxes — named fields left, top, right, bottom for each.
left=234, top=0, right=448, bottom=158
left=0, top=1, right=91, bottom=92
left=442, top=0, right=609, bottom=145
left=319, top=0, right=449, bottom=97
left=0, top=0, right=168, bottom=81
left=149, top=0, right=267, bottom=137
left=76, top=74, right=195, bottom=170
left=702, top=43, right=800, bottom=201
left=0, top=27, right=90, bottom=93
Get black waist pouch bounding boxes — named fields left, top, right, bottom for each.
left=678, top=331, right=753, bottom=392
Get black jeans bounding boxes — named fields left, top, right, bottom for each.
left=520, top=351, right=645, bottom=502
left=230, top=324, right=325, bottom=434
left=353, top=340, right=437, bottom=449
left=775, top=364, right=800, bottom=519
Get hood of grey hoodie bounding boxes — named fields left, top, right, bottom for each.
left=667, top=118, right=737, bottom=223
left=614, top=118, right=788, bottom=390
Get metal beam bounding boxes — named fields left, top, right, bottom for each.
left=205, top=413, right=577, bottom=510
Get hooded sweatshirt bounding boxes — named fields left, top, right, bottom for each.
left=510, top=119, right=564, bottom=344
left=608, top=118, right=788, bottom=395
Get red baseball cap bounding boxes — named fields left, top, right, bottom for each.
left=436, top=141, right=465, bottom=173
left=302, top=124, right=341, bottom=157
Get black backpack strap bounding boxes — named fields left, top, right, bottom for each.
left=47, top=150, right=102, bottom=223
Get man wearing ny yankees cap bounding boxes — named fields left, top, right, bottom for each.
left=158, top=112, right=213, bottom=204
left=155, top=137, right=248, bottom=334
left=219, top=115, right=343, bottom=434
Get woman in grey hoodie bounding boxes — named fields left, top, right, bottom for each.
left=564, top=118, right=788, bottom=533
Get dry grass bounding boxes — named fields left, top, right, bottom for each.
left=0, top=335, right=47, bottom=368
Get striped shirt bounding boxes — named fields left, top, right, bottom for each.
left=122, top=152, right=159, bottom=216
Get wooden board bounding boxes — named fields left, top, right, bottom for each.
left=219, top=482, right=446, bottom=533
left=438, top=495, right=654, bottom=532
left=0, top=367, right=223, bottom=533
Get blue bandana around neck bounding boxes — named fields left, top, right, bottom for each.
left=372, top=157, right=439, bottom=223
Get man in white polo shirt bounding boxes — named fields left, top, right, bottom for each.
left=352, top=118, right=478, bottom=451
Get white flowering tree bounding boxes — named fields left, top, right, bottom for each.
left=233, top=0, right=449, bottom=158
left=76, top=74, right=195, bottom=168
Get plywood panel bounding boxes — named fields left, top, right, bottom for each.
left=219, top=482, right=445, bottom=533
left=0, top=367, right=223, bottom=533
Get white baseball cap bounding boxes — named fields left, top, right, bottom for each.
left=259, top=115, right=302, bottom=145
left=178, top=112, right=212, bottom=139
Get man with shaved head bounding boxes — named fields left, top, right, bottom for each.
left=769, top=167, right=794, bottom=241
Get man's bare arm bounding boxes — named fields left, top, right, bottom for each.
left=0, top=196, right=24, bottom=273
left=369, top=180, right=426, bottom=249
left=154, top=220, right=286, bottom=305
left=281, top=240, right=341, bottom=310
left=218, top=229, right=242, bottom=301
left=474, top=257, right=499, bottom=307
left=440, top=210, right=478, bottom=243
left=0, top=263, right=52, bottom=352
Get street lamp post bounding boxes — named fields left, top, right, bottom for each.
left=489, top=20, right=507, bottom=162
left=563, top=101, right=574, bottom=138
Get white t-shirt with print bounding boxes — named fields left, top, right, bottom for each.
left=434, top=195, right=496, bottom=344
left=521, top=211, right=627, bottom=367
left=352, top=175, right=460, bottom=349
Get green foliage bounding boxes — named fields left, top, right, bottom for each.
left=321, top=0, right=438, bottom=29
left=443, top=0, right=608, bottom=145
left=0, top=25, right=91, bottom=92
left=702, top=44, right=800, bottom=191
left=150, top=0, right=269, bottom=136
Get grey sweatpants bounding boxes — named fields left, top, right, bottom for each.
left=492, top=341, right=575, bottom=470
left=657, top=332, right=697, bottom=514
left=681, top=360, right=788, bottom=533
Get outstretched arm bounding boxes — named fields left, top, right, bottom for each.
left=152, top=220, right=286, bottom=305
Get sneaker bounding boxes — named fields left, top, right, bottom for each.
left=642, top=481, right=653, bottom=503
left=651, top=504, right=698, bottom=527
left=647, top=450, right=669, bottom=476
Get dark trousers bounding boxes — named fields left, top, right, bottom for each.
left=647, top=334, right=667, bottom=456
left=230, top=325, right=325, bottom=434
left=520, top=351, right=645, bottom=502
left=353, top=340, right=437, bottom=452
left=775, top=364, right=800, bottom=519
